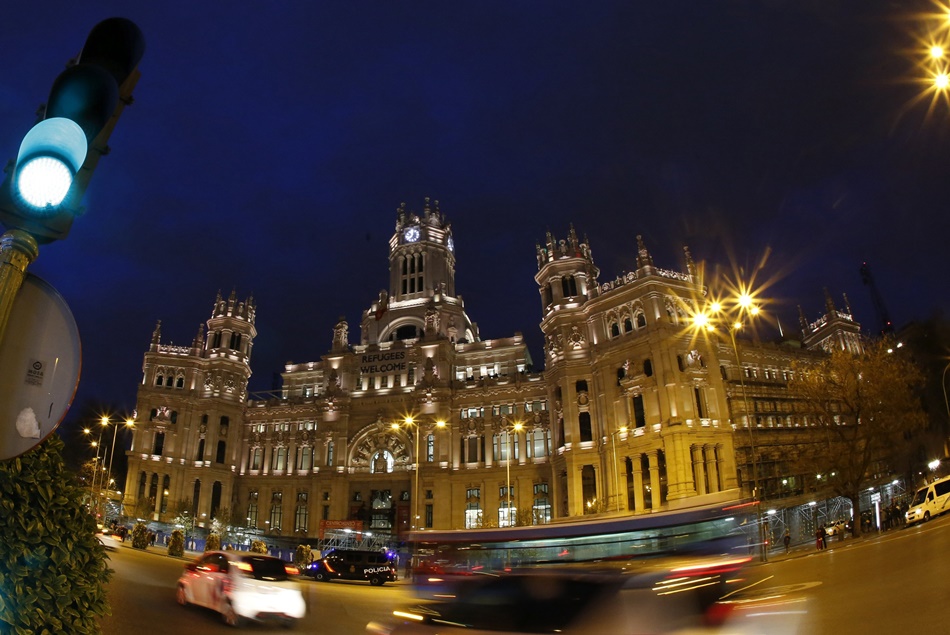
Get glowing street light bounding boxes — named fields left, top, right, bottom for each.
left=691, top=288, right=767, bottom=561
left=503, top=420, right=524, bottom=526
left=392, top=415, right=446, bottom=531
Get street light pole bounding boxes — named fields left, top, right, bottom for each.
left=504, top=420, right=523, bottom=527
left=103, top=418, right=135, bottom=523
left=693, top=292, right=767, bottom=562
left=394, top=416, right=446, bottom=532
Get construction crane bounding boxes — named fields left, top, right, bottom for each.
left=859, top=262, right=894, bottom=336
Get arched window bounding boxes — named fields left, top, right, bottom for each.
left=155, top=374, right=164, bottom=387
left=211, top=481, right=222, bottom=520
left=636, top=312, right=646, bottom=328
left=195, top=438, right=205, bottom=461
left=623, top=317, right=633, bottom=332
left=176, top=375, right=184, bottom=389
left=643, top=359, right=653, bottom=377
left=370, top=450, right=395, bottom=474
left=216, top=440, right=226, bottom=463
left=192, top=480, right=201, bottom=517
left=610, top=322, right=620, bottom=337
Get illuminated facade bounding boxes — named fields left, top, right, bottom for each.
left=123, top=199, right=861, bottom=539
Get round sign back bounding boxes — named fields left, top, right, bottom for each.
left=0, top=273, right=81, bottom=460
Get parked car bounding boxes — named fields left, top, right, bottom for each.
left=176, top=550, right=306, bottom=627
left=308, top=548, right=396, bottom=586
left=906, top=475, right=950, bottom=525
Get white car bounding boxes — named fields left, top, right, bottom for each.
left=824, top=520, right=848, bottom=536
left=95, top=530, right=122, bottom=551
left=176, top=550, right=306, bottom=627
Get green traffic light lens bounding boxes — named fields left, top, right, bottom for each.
left=15, top=155, right=74, bottom=211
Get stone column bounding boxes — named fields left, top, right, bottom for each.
left=648, top=451, right=661, bottom=511
left=692, top=445, right=707, bottom=495
left=632, top=456, right=644, bottom=512
left=704, top=444, right=720, bottom=493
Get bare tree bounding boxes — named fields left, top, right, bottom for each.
left=788, top=338, right=927, bottom=536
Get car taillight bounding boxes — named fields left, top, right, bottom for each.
left=285, top=565, right=299, bottom=575
left=234, top=561, right=253, bottom=573
left=323, top=560, right=335, bottom=573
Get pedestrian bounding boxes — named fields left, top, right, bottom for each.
left=783, top=530, right=791, bottom=554
left=816, top=526, right=825, bottom=551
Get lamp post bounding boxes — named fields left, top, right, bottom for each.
left=503, top=419, right=523, bottom=527
left=103, top=417, right=135, bottom=522
left=610, top=426, right=627, bottom=511
left=693, top=292, right=767, bottom=561
left=392, top=416, right=445, bottom=532
left=82, top=426, right=105, bottom=506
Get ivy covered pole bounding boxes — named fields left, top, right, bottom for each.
left=0, top=436, right=112, bottom=633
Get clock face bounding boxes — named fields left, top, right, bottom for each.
left=403, top=226, right=420, bottom=243
left=446, top=236, right=454, bottom=252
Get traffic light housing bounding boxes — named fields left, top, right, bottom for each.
left=0, top=18, right=144, bottom=243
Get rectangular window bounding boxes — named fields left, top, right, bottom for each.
left=465, top=503, right=481, bottom=529
left=527, top=429, right=548, bottom=459
left=269, top=492, right=283, bottom=531
left=633, top=395, right=646, bottom=428
left=426, top=434, right=434, bottom=462
left=694, top=387, right=707, bottom=419
left=295, top=492, right=308, bottom=532
left=272, top=447, right=287, bottom=471
left=498, top=502, right=515, bottom=528
left=249, top=447, right=262, bottom=470
left=532, top=498, right=551, bottom=524
left=327, top=442, right=334, bottom=466
left=322, top=505, right=330, bottom=520
left=425, top=504, right=433, bottom=528
left=297, top=446, right=313, bottom=471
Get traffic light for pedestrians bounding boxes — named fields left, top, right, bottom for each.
left=0, top=17, right=144, bottom=243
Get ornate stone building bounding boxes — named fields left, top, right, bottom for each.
left=123, top=199, right=861, bottom=543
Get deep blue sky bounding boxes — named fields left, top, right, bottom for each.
left=3, top=1, right=949, bottom=435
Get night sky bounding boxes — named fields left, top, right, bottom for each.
left=3, top=1, right=949, bottom=442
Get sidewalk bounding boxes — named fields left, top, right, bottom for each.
left=756, top=527, right=901, bottom=564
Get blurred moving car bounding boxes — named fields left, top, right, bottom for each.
left=308, top=548, right=396, bottom=586
left=368, top=555, right=761, bottom=634
left=176, top=550, right=306, bottom=627
left=95, top=530, right=122, bottom=551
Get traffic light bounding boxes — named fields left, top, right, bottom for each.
left=0, top=17, right=144, bottom=243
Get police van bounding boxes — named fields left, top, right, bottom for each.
left=307, top=549, right=396, bottom=586
left=905, top=475, right=950, bottom=526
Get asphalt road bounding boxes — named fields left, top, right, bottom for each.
left=100, top=516, right=950, bottom=634
left=100, top=546, right=412, bottom=634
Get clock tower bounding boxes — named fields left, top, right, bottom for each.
left=360, top=198, right=478, bottom=346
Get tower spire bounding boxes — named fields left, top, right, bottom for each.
left=636, top=235, right=654, bottom=270
left=683, top=245, right=696, bottom=279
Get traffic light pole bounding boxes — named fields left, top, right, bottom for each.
left=0, top=229, right=38, bottom=347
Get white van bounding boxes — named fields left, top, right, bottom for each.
left=905, top=475, right=950, bottom=526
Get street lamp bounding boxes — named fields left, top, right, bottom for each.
left=692, top=291, right=767, bottom=561
left=503, top=419, right=523, bottom=527
left=392, top=416, right=446, bottom=531
left=99, top=416, right=135, bottom=524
